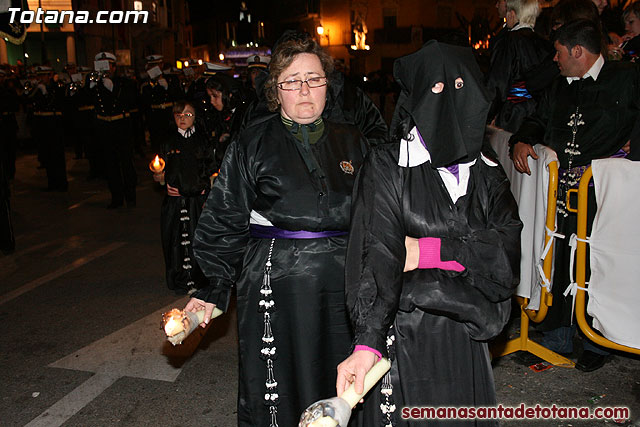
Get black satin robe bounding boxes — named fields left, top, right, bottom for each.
left=485, top=27, right=552, bottom=133
left=346, top=144, right=522, bottom=426
left=160, top=128, right=216, bottom=293
left=192, top=116, right=369, bottom=427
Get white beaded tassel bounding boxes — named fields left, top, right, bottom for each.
left=259, top=239, right=279, bottom=426
left=380, top=327, right=396, bottom=426
left=178, top=201, right=196, bottom=293
left=557, top=106, right=584, bottom=217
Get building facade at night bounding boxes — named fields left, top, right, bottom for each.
left=1, top=0, right=190, bottom=72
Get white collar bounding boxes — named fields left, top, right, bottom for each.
left=398, top=125, right=493, bottom=168
left=398, top=126, right=430, bottom=167
left=178, top=126, right=195, bottom=138
left=510, top=22, right=533, bottom=31
left=397, top=127, right=498, bottom=202
left=566, top=54, right=604, bottom=84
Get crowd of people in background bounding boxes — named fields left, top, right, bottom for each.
left=0, top=0, right=639, bottom=425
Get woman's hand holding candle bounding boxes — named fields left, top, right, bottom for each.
left=162, top=298, right=224, bottom=345
left=185, top=297, right=217, bottom=328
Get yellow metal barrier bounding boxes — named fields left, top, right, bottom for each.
left=523, top=160, right=558, bottom=324
left=573, top=167, right=640, bottom=355
left=492, top=160, right=574, bottom=367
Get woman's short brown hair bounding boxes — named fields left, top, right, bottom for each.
left=264, top=37, right=334, bottom=112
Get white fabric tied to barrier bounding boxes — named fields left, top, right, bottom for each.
left=487, top=126, right=559, bottom=310
left=537, top=226, right=565, bottom=292
left=564, top=233, right=589, bottom=323
left=580, top=158, right=640, bottom=349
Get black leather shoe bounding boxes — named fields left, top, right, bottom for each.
left=576, top=350, right=608, bottom=372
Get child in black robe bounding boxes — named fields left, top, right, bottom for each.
left=155, top=100, right=216, bottom=294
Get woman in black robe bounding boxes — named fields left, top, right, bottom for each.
left=157, top=101, right=216, bottom=294
left=485, top=0, right=552, bottom=133
left=183, top=38, right=369, bottom=427
left=337, top=41, right=522, bottom=426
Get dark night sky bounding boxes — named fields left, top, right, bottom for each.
left=187, top=0, right=314, bottom=46
left=187, top=0, right=312, bottom=28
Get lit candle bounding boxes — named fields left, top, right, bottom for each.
left=162, top=307, right=224, bottom=345
left=149, top=155, right=165, bottom=173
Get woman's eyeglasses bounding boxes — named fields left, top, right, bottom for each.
left=277, top=76, right=328, bottom=91
left=174, top=113, right=194, bottom=118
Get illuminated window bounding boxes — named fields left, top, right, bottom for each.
left=134, top=1, right=143, bottom=11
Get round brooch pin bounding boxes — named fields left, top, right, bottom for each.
left=340, top=160, right=354, bottom=175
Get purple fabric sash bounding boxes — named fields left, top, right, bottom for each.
left=249, top=224, right=348, bottom=239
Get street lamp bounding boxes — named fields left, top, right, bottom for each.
left=316, top=25, right=330, bottom=46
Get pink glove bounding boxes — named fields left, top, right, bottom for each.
left=418, top=237, right=465, bottom=272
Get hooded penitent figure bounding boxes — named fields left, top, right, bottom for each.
left=345, top=41, right=522, bottom=426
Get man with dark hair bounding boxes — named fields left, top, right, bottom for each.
left=509, top=18, right=640, bottom=372
left=555, top=16, right=603, bottom=54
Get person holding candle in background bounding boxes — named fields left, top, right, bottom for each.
left=153, top=100, right=216, bottom=294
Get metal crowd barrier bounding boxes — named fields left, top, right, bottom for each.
left=487, top=126, right=572, bottom=367
left=493, top=159, right=574, bottom=367
left=571, top=165, right=640, bottom=355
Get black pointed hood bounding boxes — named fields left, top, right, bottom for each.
left=392, top=41, right=491, bottom=167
